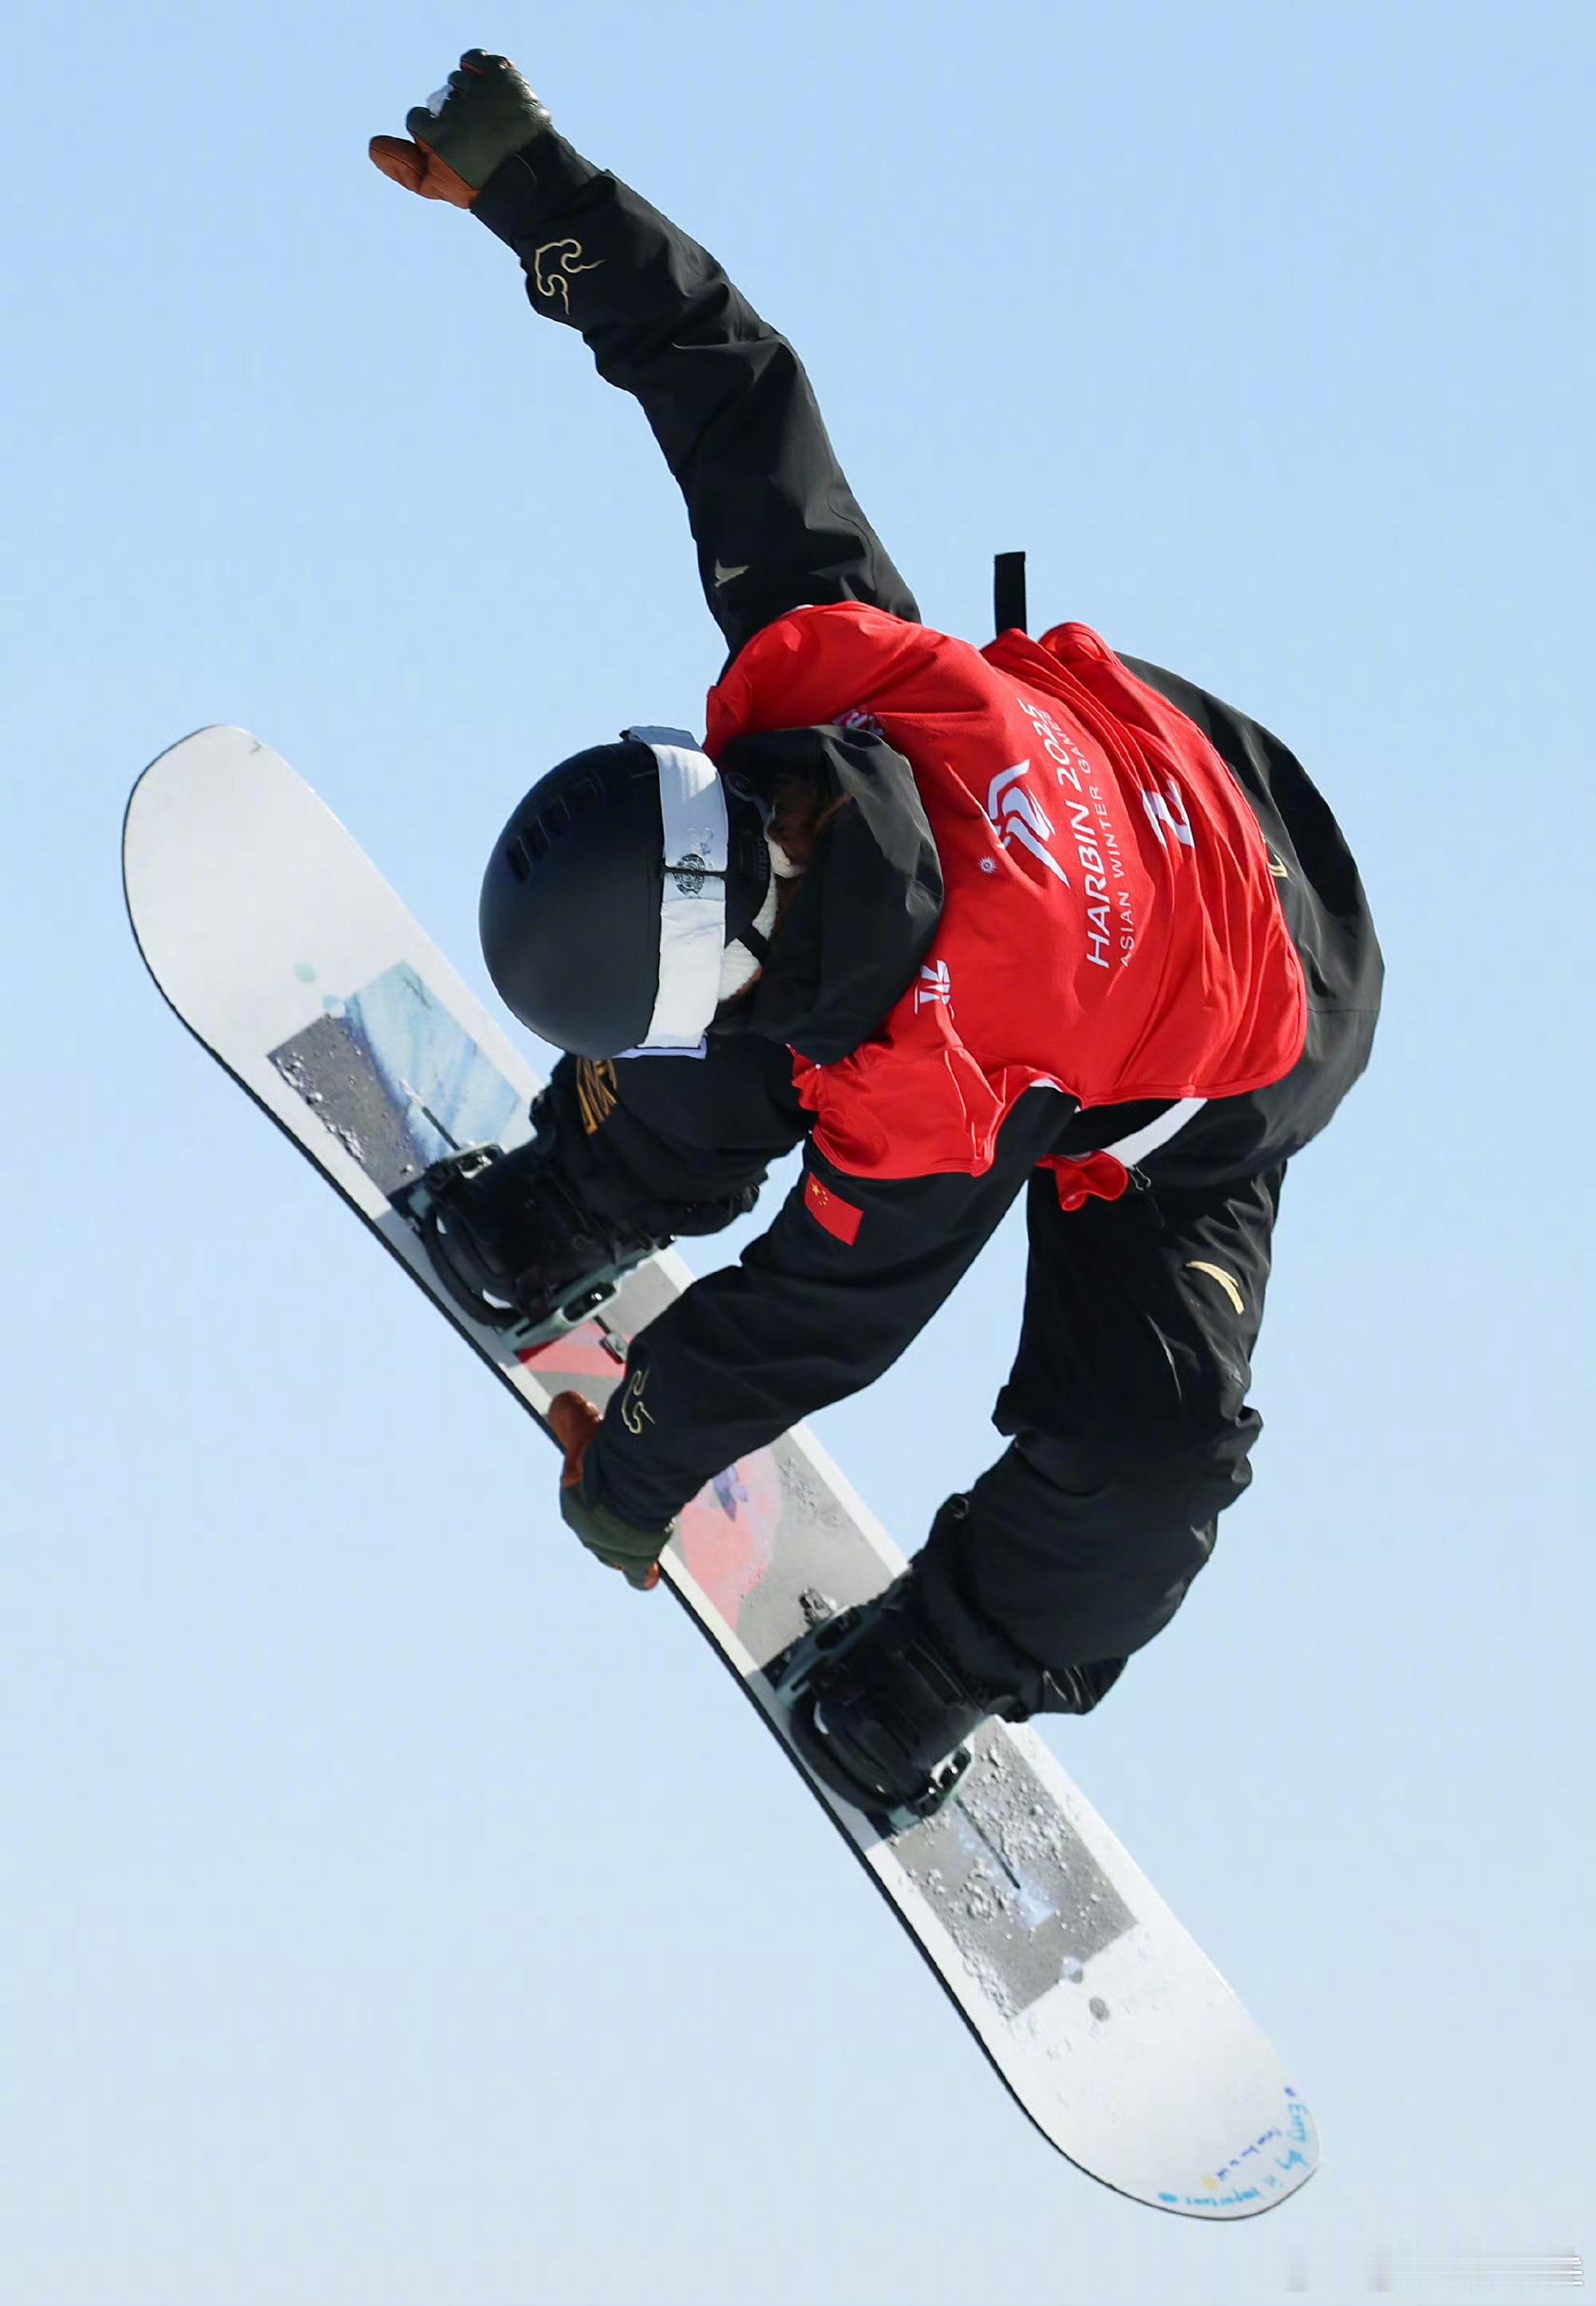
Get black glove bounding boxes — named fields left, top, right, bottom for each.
left=371, top=49, right=551, bottom=207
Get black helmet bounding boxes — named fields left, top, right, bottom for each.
left=479, top=726, right=775, bottom=1058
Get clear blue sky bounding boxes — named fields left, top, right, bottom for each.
left=3, top=3, right=1590, bottom=2300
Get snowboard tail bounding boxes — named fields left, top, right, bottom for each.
left=124, top=726, right=1317, bottom=2219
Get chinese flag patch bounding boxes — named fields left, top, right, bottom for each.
left=804, top=1171, right=863, bottom=1247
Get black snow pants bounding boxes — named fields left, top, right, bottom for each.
left=931, top=1157, right=1286, bottom=1707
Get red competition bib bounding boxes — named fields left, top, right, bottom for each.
left=705, top=605, right=1306, bottom=1181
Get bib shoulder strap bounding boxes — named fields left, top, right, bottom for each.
left=993, top=549, right=1028, bottom=637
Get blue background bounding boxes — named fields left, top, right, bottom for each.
left=2, top=3, right=1590, bottom=2300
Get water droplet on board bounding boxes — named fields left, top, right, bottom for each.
left=1061, top=1957, right=1084, bottom=1984
left=1089, top=1997, right=1110, bottom=2020
left=294, top=962, right=318, bottom=983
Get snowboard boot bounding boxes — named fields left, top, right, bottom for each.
left=409, top=1137, right=660, bottom=1336
left=780, top=1499, right=1041, bottom=1831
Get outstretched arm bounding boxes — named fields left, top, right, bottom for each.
left=373, top=53, right=918, bottom=655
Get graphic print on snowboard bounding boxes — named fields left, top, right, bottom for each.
left=270, top=960, right=523, bottom=1193
left=124, top=725, right=1317, bottom=2217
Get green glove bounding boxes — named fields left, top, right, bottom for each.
left=550, top=1392, right=674, bottom=1592
left=404, top=50, right=551, bottom=194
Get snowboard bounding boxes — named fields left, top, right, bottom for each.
left=123, top=726, right=1317, bottom=2218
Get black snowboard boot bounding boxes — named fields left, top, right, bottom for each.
left=781, top=1494, right=1128, bottom=1830
left=780, top=1498, right=1045, bottom=1829
left=412, top=1136, right=660, bottom=1334
left=784, top=1583, right=996, bottom=1828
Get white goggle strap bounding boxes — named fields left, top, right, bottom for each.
left=625, top=726, right=729, bottom=1053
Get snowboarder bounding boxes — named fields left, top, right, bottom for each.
left=369, top=55, right=1382, bottom=1824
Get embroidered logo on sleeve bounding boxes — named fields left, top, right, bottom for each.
left=804, top=1173, right=863, bottom=1247
left=620, top=1364, right=655, bottom=1434
left=533, top=237, right=603, bottom=310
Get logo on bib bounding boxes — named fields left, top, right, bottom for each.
left=1142, top=778, right=1196, bottom=852
left=987, top=763, right=1070, bottom=885
left=840, top=708, right=887, bottom=740
left=915, top=960, right=954, bottom=1013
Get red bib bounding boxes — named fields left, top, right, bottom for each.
left=705, top=606, right=1306, bottom=1181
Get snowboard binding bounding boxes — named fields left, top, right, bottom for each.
left=772, top=1585, right=978, bottom=1836
left=398, top=1144, right=658, bottom=1346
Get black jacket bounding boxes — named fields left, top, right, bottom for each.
left=473, top=134, right=1382, bottom=1529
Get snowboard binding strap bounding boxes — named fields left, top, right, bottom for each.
left=772, top=1595, right=976, bottom=1836
left=397, top=1148, right=653, bottom=1346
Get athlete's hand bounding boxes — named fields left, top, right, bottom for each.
left=369, top=49, right=551, bottom=209
left=549, top=1391, right=670, bottom=1593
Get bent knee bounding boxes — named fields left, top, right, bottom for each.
left=1015, top=1411, right=1259, bottom=1531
